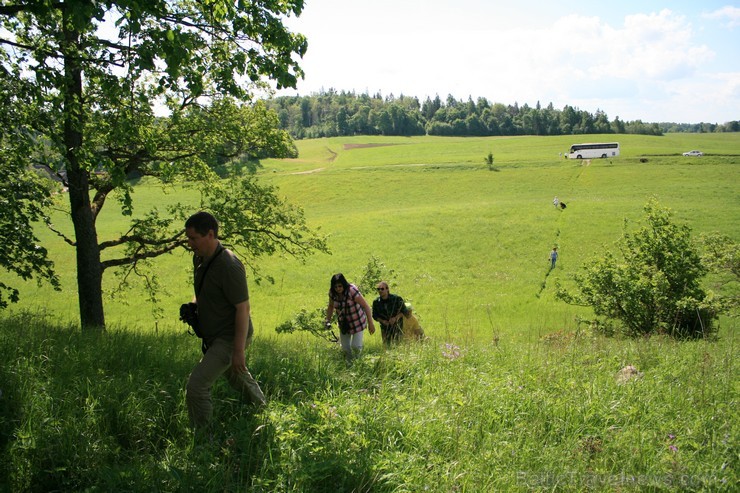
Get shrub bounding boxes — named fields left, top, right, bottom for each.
left=557, top=198, right=720, bottom=338
left=275, top=307, right=338, bottom=342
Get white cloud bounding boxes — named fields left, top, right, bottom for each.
left=450, top=10, right=716, bottom=111
left=278, top=3, right=737, bottom=122
left=536, top=10, right=714, bottom=82
left=703, top=5, right=740, bottom=28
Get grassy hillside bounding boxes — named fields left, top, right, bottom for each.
left=1, top=133, right=738, bottom=492
left=4, top=133, right=739, bottom=341
left=260, top=133, right=740, bottom=171
left=255, top=133, right=740, bottom=340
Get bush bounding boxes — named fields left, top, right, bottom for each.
left=275, top=307, right=338, bottom=343
left=557, top=198, right=720, bottom=338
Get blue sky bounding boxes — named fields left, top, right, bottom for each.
left=277, top=0, right=740, bottom=123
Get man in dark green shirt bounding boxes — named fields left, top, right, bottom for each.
left=184, top=211, right=265, bottom=430
left=372, top=281, right=409, bottom=345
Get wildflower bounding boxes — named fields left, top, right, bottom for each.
left=442, top=343, right=461, bottom=360
left=669, top=445, right=678, bottom=453
left=616, top=365, right=643, bottom=384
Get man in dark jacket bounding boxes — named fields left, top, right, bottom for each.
left=372, top=281, right=409, bottom=345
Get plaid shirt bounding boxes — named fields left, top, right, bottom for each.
left=330, top=284, right=368, bottom=334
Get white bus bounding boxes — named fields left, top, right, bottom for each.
left=567, top=142, right=620, bottom=159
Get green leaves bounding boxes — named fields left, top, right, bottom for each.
left=557, top=198, right=719, bottom=338
left=202, top=173, right=329, bottom=284
left=1, top=0, right=314, bottom=327
left=0, top=156, right=61, bottom=308
left=0, top=68, right=61, bottom=308
left=275, top=307, right=338, bottom=343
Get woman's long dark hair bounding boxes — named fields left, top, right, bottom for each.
left=329, top=273, right=350, bottom=300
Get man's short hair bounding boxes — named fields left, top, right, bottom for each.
left=185, top=211, right=219, bottom=237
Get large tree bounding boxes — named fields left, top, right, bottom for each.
left=0, top=0, right=325, bottom=330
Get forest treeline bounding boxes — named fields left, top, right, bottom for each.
left=265, top=90, right=740, bottom=139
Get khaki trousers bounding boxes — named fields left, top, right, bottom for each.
left=186, top=337, right=266, bottom=428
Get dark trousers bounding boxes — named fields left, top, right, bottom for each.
left=380, top=322, right=403, bottom=345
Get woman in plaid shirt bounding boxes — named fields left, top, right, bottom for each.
left=326, top=273, right=376, bottom=362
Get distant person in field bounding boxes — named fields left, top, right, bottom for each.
left=553, top=196, right=559, bottom=208
left=182, top=211, right=265, bottom=431
left=549, top=247, right=558, bottom=269
left=560, top=201, right=567, bottom=209
left=325, top=273, right=375, bottom=362
left=372, top=282, right=409, bottom=345
left=401, top=302, right=426, bottom=341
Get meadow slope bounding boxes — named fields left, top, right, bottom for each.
left=1, top=133, right=738, bottom=492
left=4, top=133, right=739, bottom=342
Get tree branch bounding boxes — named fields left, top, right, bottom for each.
left=0, top=37, right=36, bottom=52
left=90, top=182, right=114, bottom=220
left=46, top=222, right=76, bottom=247
left=30, top=160, right=69, bottom=188
left=0, top=3, right=63, bottom=17
left=100, top=240, right=186, bottom=271
left=99, top=230, right=186, bottom=251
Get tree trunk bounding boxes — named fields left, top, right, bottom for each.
left=63, top=13, right=106, bottom=331
left=67, top=171, right=105, bottom=331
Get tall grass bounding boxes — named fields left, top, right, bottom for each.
left=1, top=312, right=736, bottom=491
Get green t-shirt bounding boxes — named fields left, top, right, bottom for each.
left=193, top=243, right=249, bottom=343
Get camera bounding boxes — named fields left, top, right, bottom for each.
left=179, top=302, right=203, bottom=338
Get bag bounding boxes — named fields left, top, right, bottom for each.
left=179, top=302, right=203, bottom=338
left=338, top=317, right=352, bottom=335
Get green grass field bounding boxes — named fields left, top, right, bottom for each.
left=1, top=133, right=738, bottom=491
left=7, top=133, right=739, bottom=341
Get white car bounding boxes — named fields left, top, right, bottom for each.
left=683, top=150, right=703, bottom=157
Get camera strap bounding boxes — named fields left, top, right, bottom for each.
left=195, top=245, right=224, bottom=297
left=191, top=246, right=225, bottom=354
